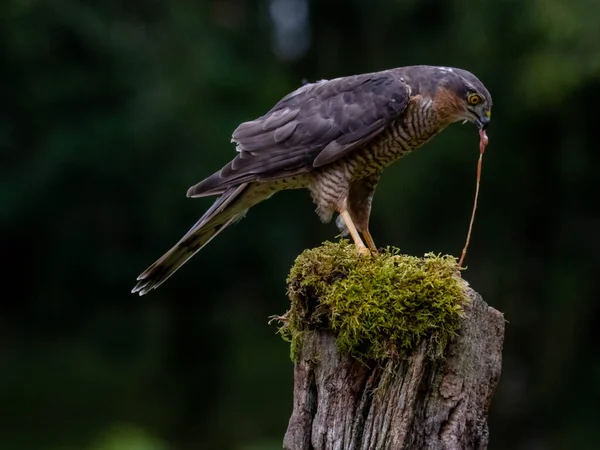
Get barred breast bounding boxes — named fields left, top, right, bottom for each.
left=309, top=97, right=446, bottom=222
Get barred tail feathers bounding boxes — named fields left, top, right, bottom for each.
left=132, top=183, right=250, bottom=295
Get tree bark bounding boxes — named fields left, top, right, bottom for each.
left=283, top=287, right=504, bottom=450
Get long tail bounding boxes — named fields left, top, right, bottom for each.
left=132, top=183, right=251, bottom=296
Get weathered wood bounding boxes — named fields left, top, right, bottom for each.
left=283, top=288, right=504, bottom=450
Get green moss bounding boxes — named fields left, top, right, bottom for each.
left=276, top=240, right=469, bottom=362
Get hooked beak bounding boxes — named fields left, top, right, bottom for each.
left=475, top=115, right=490, bottom=130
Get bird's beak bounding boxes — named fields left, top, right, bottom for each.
left=475, top=115, right=490, bottom=130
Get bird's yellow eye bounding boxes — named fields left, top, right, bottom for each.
left=467, top=93, right=481, bottom=105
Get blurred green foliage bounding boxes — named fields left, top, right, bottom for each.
left=91, top=424, right=168, bottom=450
left=1, top=0, right=599, bottom=449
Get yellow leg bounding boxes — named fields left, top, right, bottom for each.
left=340, top=209, right=369, bottom=255
left=363, top=229, right=378, bottom=253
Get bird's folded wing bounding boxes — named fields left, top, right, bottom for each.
left=188, top=71, right=410, bottom=197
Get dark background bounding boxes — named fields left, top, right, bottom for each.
left=2, top=0, right=600, bottom=449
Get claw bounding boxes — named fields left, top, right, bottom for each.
left=357, top=245, right=371, bottom=257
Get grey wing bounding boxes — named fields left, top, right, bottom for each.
left=187, top=71, right=411, bottom=197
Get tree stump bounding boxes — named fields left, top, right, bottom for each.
left=277, top=242, right=505, bottom=450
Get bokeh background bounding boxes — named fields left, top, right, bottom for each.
left=2, top=0, right=600, bottom=449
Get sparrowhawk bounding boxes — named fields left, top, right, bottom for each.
left=132, top=65, right=492, bottom=295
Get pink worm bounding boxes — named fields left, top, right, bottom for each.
left=457, top=129, right=488, bottom=271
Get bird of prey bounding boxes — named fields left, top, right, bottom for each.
left=132, top=65, right=492, bottom=295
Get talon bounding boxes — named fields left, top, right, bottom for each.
left=357, top=246, right=371, bottom=257
left=340, top=207, right=369, bottom=252
left=363, top=230, right=379, bottom=254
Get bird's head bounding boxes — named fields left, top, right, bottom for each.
left=431, top=67, right=493, bottom=130
left=401, top=66, right=493, bottom=130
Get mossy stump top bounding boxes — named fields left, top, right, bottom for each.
left=277, top=240, right=470, bottom=362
